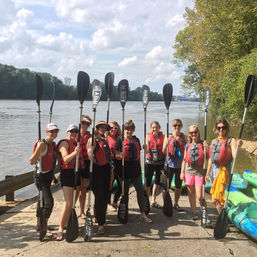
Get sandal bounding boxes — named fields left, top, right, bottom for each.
left=151, top=202, right=162, bottom=209
left=56, top=231, right=63, bottom=241
left=97, top=226, right=105, bottom=234
left=80, top=213, right=86, bottom=219
left=140, top=215, right=152, bottom=223
left=174, top=204, right=184, bottom=212
left=46, top=230, right=53, bottom=237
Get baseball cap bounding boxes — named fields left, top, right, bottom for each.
left=45, top=123, right=59, bottom=132
left=66, top=124, right=78, bottom=132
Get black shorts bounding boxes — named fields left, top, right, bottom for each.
left=145, top=164, right=163, bottom=186
left=61, top=169, right=81, bottom=188
left=79, top=160, right=90, bottom=179
left=165, top=167, right=182, bottom=189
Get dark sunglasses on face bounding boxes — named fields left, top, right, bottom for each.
left=174, top=124, right=181, bottom=128
left=69, top=129, right=78, bottom=134
left=111, top=127, right=118, bottom=130
left=189, top=131, right=198, bottom=135
left=217, top=126, right=226, bottom=131
left=48, top=129, right=59, bottom=133
left=81, top=121, right=90, bottom=126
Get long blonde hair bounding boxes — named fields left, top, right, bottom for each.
left=187, top=125, right=201, bottom=143
left=108, top=121, right=122, bottom=137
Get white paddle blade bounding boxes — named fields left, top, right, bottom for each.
left=205, top=87, right=210, bottom=108
left=92, top=79, right=102, bottom=108
left=142, top=85, right=150, bottom=108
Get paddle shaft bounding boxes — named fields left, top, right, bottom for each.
left=106, top=98, right=110, bottom=124
left=143, top=107, right=147, bottom=187
left=121, top=107, right=125, bottom=196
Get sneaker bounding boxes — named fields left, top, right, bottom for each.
left=187, top=213, right=198, bottom=221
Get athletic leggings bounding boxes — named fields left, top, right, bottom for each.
left=35, top=170, right=54, bottom=218
left=145, top=163, right=163, bottom=186
left=92, top=163, right=111, bottom=225
left=124, top=175, right=145, bottom=213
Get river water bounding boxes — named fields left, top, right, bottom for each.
left=0, top=100, right=256, bottom=199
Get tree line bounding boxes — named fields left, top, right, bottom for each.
left=0, top=64, right=163, bottom=101
left=173, top=0, right=257, bottom=133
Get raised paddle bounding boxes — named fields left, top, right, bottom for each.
left=142, top=85, right=150, bottom=215
left=84, top=79, right=102, bottom=241
left=49, top=77, right=55, bottom=123
left=105, top=72, right=114, bottom=123
left=201, top=86, right=210, bottom=227
left=66, top=71, right=89, bottom=242
left=214, top=75, right=257, bottom=239
left=117, top=79, right=129, bottom=224
left=35, top=74, right=47, bottom=241
left=162, top=83, right=173, bottom=217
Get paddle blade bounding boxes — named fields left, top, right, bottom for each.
left=118, top=79, right=129, bottom=108
left=39, top=210, right=47, bottom=241
left=214, top=208, right=228, bottom=239
left=163, top=191, right=173, bottom=217
left=142, top=85, right=150, bottom=108
left=84, top=210, right=93, bottom=242
left=163, top=83, right=173, bottom=110
left=92, top=79, right=102, bottom=109
left=66, top=208, right=79, bottom=242
left=105, top=72, right=114, bottom=98
left=201, top=199, right=208, bottom=228
left=36, top=74, right=43, bottom=106
left=244, top=75, right=257, bottom=107
left=117, top=197, right=128, bottom=224
left=77, top=71, right=90, bottom=105
left=205, top=87, right=211, bottom=108
left=144, top=190, right=150, bottom=215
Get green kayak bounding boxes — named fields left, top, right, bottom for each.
left=243, top=170, right=257, bottom=187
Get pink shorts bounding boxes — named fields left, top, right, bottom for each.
left=185, top=173, right=204, bottom=187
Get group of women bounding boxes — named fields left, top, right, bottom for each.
left=29, top=115, right=241, bottom=241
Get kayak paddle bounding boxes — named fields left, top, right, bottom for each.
left=214, top=74, right=257, bottom=239
left=66, top=71, right=89, bottom=242
left=117, top=79, right=129, bottom=224
left=162, top=83, right=173, bottom=217
left=201, top=86, right=210, bottom=227
left=84, top=79, right=102, bottom=241
left=105, top=72, right=114, bottom=123
left=142, top=85, right=151, bottom=215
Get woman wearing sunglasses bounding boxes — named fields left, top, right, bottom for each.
left=145, top=121, right=165, bottom=209
left=77, top=115, right=92, bottom=219
left=114, top=119, right=152, bottom=223
left=180, top=125, right=208, bottom=220
left=205, top=118, right=241, bottom=214
left=107, top=121, right=122, bottom=211
left=29, top=123, right=59, bottom=237
left=87, top=121, right=112, bottom=234
left=162, top=119, right=186, bottom=211
left=56, top=124, right=83, bottom=241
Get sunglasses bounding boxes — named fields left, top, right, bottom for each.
left=189, top=131, right=198, bottom=135
left=174, top=124, right=181, bottom=128
left=48, top=129, right=59, bottom=133
left=81, top=121, right=90, bottom=126
left=111, top=127, right=118, bottom=130
left=217, top=126, right=226, bottom=131
left=69, top=129, right=78, bottom=133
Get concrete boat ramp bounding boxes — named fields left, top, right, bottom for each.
left=0, top=187, right=256, bottom=257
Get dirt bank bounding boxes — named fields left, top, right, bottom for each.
left=242, top=140, right=257, bottom=155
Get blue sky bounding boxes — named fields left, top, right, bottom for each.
left=0, top=0, right=193, bottom=95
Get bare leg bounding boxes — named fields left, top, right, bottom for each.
left=212, top=198, right=223, bottom=214
left=187, top=185, right=197, bottom=214
left=195, top=186, right=203, bottom=209
left=174, top=187, right=182, bottom=206
left=79, top=178, right=89, bottom=217
left=151, top=184, right=159, bottom=204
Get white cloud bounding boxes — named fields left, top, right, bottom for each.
left=118, top=56, right=138, bottom=67
left=145, top=46, right=168, bottom=64
left=166, top=14, right=184, bottom=27
left=0, top=0, right=15, bottom=25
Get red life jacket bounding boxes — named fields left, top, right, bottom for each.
left=168, top=133, right=185, bottom=157
left=124, top=136, right=140, bottom=161
left=147, top=131, right=164, bottom=161
left=57, top=139, right=85, bottom=170
left=94, top=138, right=111, bottom=166
left=78, top=131, right=91, bottom=160
left=33, top=139, right=57, bottom=172
left=185, top=142, right=204, bottom=166
left=210, top=137, right=232, bottom=166
left=107, top=135, right=117, bottom=160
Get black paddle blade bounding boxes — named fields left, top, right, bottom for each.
left=201, top=199, right=208, bottom=228
left=36, top=74, right=43, bottom=106
left=105, top=72, right=114, bottom=98
left=118, top=79, right=129, bottom=108
left=39, top=210, right=47, bottom=241
left=244, top=75, right=257, bottom=107
left=118, top=197, right=128, bottom=224
left=163, top=191, right=173, bottom=217
left=84, top=210, right=93, bottom=242
left=77, top=71, right=90, bottom=105
left=144, top=191, right=150, bottom=215
left=142, top=85, right=150, bottom=108
left=66, top=208, right=79, bottom=242
left=163, top=83, right=173, bottom=110
left=214, top=208, right=228, bottom=239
